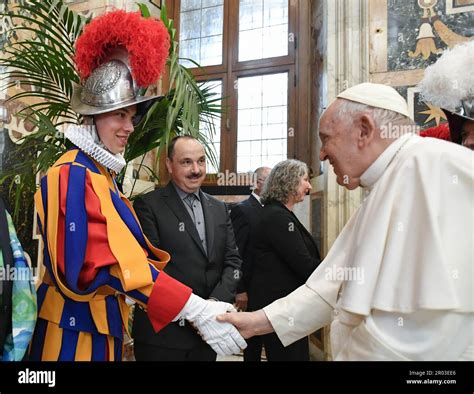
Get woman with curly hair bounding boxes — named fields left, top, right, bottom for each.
left=247, top=159, right=320, bottom=361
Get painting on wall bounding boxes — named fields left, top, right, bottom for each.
left=446, top=0, right=474, bottom=14
left=386, top=0, right=474, bottom=71
left=394, top=86, right=447, bottom=132
left=406, top=87, right=447, bottom=128
left=150, top=0, right=164, bottom=8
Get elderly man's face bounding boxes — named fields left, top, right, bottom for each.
left=461, top=120, right=474, bottom=150
left=319, top=100, right=372, bottom=190
left=254, top=167, right=271, bottom=196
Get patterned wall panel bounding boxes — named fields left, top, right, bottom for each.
left=370, top=0, right=473, bottom=130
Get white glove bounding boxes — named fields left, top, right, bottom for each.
left=174, top=294, right=247, bottom=356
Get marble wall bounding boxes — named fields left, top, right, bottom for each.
left=370, top=0, right=473, bottom=128
left=310, top=0, right=367, bottom=257
left=387, top=0, right=474, bottom=71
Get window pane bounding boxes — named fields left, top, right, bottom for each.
left=181, top=0, right=202, bottom=12
left=200, top=35, right=223, bottom=66
left=238, top=77, right=262, bottom=109
left=179, top=1, right=224, bottom=67
left=180, top=10, right=201, bottom=40
left=239, top=0, right=263, bottom=31
left=239, top=0, right=289, bottom=62
left=180, top=38, right=200, bottom=65
left=237, top=73, right=288, bottom=173
left=202, top=0, right=224, bottom=7
left=199, top=80, right=223, bottom=174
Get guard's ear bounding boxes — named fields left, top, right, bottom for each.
left=358, top=113, right=376, bottom=148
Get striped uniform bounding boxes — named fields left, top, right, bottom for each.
left=30, top=149, right=192, bottom=361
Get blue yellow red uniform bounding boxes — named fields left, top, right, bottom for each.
left=30, top=149, right=192, bottom=361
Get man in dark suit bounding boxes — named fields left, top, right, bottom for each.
left=132, top=136, right=242, bottom=361
left=230, top=166, right=270, bottom=361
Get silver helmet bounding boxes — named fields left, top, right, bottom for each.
left=71, top=49, right=161, bottom=117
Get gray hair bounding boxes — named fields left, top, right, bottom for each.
left=337, top=99, right=414, bottom=130
left=254, top=166, right=269, bottom=178
left=261, top=160, right=308, bottom=205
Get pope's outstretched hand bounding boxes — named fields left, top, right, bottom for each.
left=216, top=310, right=274, bottom=339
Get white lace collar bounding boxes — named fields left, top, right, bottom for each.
left=64, top=125, right=126, bottom=174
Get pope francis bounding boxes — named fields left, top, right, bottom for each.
left=218, top=83, right=473, bottom=361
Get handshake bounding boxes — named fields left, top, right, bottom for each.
left=175, top=293, right=247, bottom=356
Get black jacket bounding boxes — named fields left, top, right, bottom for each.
left=248, top=201, right=321, bottom=311
left=132, top=182, right=242, bottom=349
left=230, top=194, right=264, bottom=293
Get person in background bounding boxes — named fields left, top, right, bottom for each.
left=0, top=197, right=36, bottom=361
left=419, top=40, right=474, bottom=150
left=247, top=160, right=320, bottom=361
left=132, top=136, right=242, bottom=361
left=230, top=166, right=271, bottom=361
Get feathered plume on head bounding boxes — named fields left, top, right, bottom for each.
left=74, top=10, right=170, bottom=88
left=418, top=41, right=474, bottom=111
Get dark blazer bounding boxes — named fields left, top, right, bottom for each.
left=132, top=182, right=242, bottom=349
left=230, top=194, right=264, bottom=294
left=248, top=200, right=321, bottom=311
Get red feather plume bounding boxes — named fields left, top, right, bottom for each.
left=419, top=123, right=451, bottom=141
left=74, top=10, right=170, bottom=88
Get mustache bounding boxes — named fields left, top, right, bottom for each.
left=187, top=172, right=203, bottom=179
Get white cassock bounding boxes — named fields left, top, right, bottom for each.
left=264, top=134, right=473, bottom=361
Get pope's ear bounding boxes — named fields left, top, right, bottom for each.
left=358, top=113, right=376, bottom=146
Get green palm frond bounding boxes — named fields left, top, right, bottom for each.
left=0, top=0, right=86, bottom=220
left=1, top=0, right=89, bottom=123
left=132, top=3, right=223, bottom=170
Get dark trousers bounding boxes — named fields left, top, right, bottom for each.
left=134, top=340, right=217, bottom=361
left=243, top=336, right=264, bottom=361
left=262, top=333, right=309, bottom=361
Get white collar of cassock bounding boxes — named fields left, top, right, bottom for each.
left=360, top=133, right=413, bottom=190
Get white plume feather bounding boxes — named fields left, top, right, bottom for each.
left=418, top=40, right=474, bottom=111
